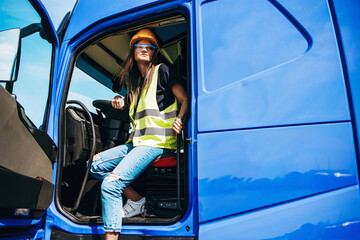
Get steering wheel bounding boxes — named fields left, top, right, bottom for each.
left=93, top=100, right=130, bottom=123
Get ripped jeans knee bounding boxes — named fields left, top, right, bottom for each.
left=104, top=172, right=121, bottom=182
left=101, top=173, right=128, bottom=197
left=93, top=153, right=101, bottom=161
left=88, top=143, right=134, bottom=181
left=89, top=153, right=115, bottom=181
left=89, top=153, right=102, bottom=178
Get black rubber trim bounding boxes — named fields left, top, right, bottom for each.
left=51, top=228, right=197, bottom=240
left=0, top=225, right=39, bottom=239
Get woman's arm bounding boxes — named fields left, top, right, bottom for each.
left=172, top=83, right=187, bottom=134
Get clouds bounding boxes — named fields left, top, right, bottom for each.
left=0, top=28, right=19, bottom=80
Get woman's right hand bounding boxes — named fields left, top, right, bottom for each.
left=111, top=95, right=125, bottom=110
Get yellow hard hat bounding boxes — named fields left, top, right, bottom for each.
left=129, top=29, right=159, bottom=49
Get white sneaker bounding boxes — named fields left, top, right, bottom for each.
left=122, top=197, right=145, bottom=218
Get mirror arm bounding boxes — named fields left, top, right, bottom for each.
left=5, top=82, right=14, bottom=94
left=20, top=23, right=42, bottom=38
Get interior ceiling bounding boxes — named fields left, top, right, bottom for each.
left=84, top=34, right=130, bottom=76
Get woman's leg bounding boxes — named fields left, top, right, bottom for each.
left=90, top=143, right=133, bottom=181
left=105, top=232, right=119, bottom=240
left=90, top=143, right=133, bottom=240
left=123, top=186, right=142, bottom=201
left=101, top=146, right=168, bottom=233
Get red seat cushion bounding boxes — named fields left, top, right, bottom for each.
left=151, top=153, right=183, bottom=167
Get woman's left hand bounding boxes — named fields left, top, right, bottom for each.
left=173, top=117, right=183, bottom=134
left=171, top=83, right=187, bottom=135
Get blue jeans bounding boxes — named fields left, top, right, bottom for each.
left=90, top=143, right=169, bottom=232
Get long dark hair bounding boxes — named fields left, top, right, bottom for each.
left=112, top=45, right=158, bottom=109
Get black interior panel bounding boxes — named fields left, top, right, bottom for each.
left=0, top=167, right=53, bottom=219
left=0, top=85, right=54, bottom=182
left=0, top=85, right=54, bottom=217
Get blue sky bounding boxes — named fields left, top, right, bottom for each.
left=41, top=0, right=116, bottom=114
left=41, top=0, right=115, bottom=114
left=41, top=0, right=77, bottom=30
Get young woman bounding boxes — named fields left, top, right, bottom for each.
left=90, top=29, right=187, bottom=240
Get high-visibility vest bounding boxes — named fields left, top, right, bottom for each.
left=127, top=64, right=178, bottom=149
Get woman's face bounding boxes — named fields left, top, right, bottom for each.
left=133, top=40, right=155, bottom=64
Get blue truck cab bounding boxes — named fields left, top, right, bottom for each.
left=1, top=0, right=360, bottom=239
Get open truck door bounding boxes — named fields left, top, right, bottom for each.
left=2, top=0, right=195, bottom=239
left=0, top=0, right=61, bottom=237
left=46, top=0, right=195, bottom=238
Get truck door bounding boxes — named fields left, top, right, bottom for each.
left=0, top=0, right=60, bottom=236
left=35, top=0, right=197, bottom=238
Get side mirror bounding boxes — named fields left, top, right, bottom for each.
left=0, top=28, right=20, bottom=82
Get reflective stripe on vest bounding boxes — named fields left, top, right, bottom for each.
left=127, top=64, right=178, bottom=149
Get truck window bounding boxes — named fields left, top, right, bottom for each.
left=0, top=0, right=53, bottom=128
left=68, top=67, right=116, bottom=114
